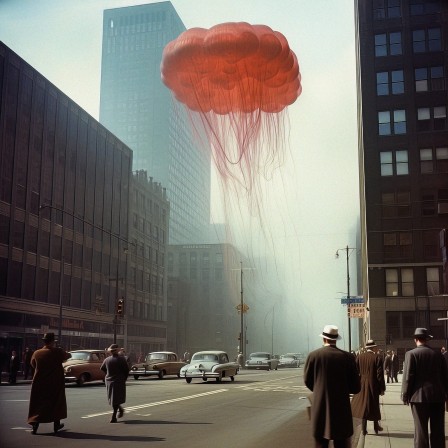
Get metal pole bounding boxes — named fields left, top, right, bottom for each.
left=346, top=245, right=352, bottom=353
left=272, top=306, right=274, bottom=355
left=240, top=261, right=244, bottom=363
left=58, top=256, right=64, bottom=343
left=113, top=274, right=118, bottom=344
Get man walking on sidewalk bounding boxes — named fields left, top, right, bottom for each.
left=401, top=328, right=448, bottom=448
left=351, top=340, right=386, bottom=436
left=304, top=324, right=360, bottom=448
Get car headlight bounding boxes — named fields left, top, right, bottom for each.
left=65, top=367, right=71, bottom=373
left=132, top=366, right=137, bottom=371
left=153, top=365, right=158, bottom=369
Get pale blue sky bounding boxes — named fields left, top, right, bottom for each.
left=0, top=0, right=361, bottom=352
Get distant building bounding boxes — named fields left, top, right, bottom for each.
left=355, top=0, right=448, bottom=353
left=127, top=170, right=170, bottom=354
left=100, top=1, right=211, bottom=245
left=0, top=41, right=169, bottom=354
left=167, top=244, right=245, bottom=359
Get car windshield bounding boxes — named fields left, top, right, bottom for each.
left=148, top=353, right=168, bottom=361
left=251, top=353, right=269, bottom=359
left=69, top=352, right=90, bottom=361
left=192, top=353, right=219, bottom=362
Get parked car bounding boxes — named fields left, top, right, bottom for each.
left=180, top=350, right=239, bottom=383
left=63, top=349, right=107, bottom=386
left=130, top=351, right=186, bottom=379
left=278, top=353, right=302, bottom=368
left=245, top=352, right=279, bottom=371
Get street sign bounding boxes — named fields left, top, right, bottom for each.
left=349, top=304, right=365, bottom=318
left=341, top=296, right=364, bottom=305
left=236, top=303, right=249, bottom=313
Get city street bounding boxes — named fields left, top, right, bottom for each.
left=0, top=369, right=311, bottom=448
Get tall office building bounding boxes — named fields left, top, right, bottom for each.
left=355, top=0, right=448, bottom=354
left=100, top=1, right=211, bottom=245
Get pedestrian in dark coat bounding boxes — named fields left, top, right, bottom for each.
left=401, top=328, right=448, bottom=448
left=23, top=347, right=34, bottom=380
left=100, top=343, right=130, bottom=423
left=304, top=324, right=361, bottom=448
left=27, top=333, right=71, bottom=434
left=9, top=350, right=20, bottom=384
left=391, top=350, right=399, bottom=382
left=351, top=340, right=386, bottom=436
left=383, top=350, right=393, bottom=383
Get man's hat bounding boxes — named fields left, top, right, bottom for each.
left=319, top=324, right=341, bottom=340
left=365, top=339, right=377, bottom=348
left=107, top=344, right=120, bottom=352
left=42, top=332, right=56, bottom=343
left=413, top=328, right=433, bottom=340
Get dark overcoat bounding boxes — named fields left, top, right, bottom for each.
left=27, top=346, right=71, bottom=424
left=401, top=345, right=448, bottom=403
left=351, top=350, right=385, bottom=421
left=304, top=345, right=360, bottom=440
left=100, top=354, right=129, bottom=407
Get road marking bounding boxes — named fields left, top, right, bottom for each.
left=2, top=400, right=29, bottom=402
left=82, top=389, right=229, bottom=418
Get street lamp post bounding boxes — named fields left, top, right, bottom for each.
left=336, top=245, right=356, bottom=353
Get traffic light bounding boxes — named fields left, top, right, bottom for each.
left=116, top=298, right=124, bottom=316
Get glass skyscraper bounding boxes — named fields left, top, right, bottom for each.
left=100, top=1, right=211, bottom=245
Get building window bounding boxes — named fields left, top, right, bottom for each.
left=421, top=193, right=436, bottom=216
left=426, top=267, right=440, bottom=295
left=380, top=150, right=409, bottom=176
left=413, top=28, right=442, bottom=53
left=381, top=191, right=411, bottom=218
left=423, top=230, right=439, bottom=258
left=417, top=106, right=447, bottom=131
left=383, top=232, right=413, bottom=259
left=375, top=32, right=402, bottom=57
left=410, top=0, right=441, bottom=15
left=376, top=70, right=404, bottom=95
left=415, top=66, right=445, bottom=92
left=373, top=0, right=402, bottom=19
left=378, top=110, right=406, bottom=135
left=385, top=268, right=399, bottom=296
left=420, top=147, right=448, bottom=173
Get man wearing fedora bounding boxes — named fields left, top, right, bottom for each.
left=27, top=332, right=71, bottom=435
left=101, top=344, right=130, bottom=423
left=304, top=324, right=360, bottom=448
left=401, top=327, right=448, bottom=448
left=351, top=339, right=385, bottom=436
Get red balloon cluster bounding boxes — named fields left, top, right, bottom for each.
left=161, top=22, right=302, bottom=114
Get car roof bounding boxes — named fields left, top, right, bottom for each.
left=250, top=352, right=270, bottom=356
left=69, top=350, right=105, bottom=353
left=149, top=351, right=176, bottom=355
left=192, top=350, right=228, bottom=355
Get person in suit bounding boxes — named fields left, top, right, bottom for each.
left=391, top=350, right=399, bottom=382
left=23, top=347, right=34, bottom=380
left=9, top=350, right=20, bottom=384
left=304, top=324, right=361, bottom=448
left=401, top=328, right=448, bottom=448
left=351, top=340, right=386, bottom=436
left=27, top=333, right=71, bottom=434
left=383, top=350, right=393, bottom=383
left=100, top=344, right=130, bottom=423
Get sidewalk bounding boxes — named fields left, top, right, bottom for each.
left=353, top=379, right=448, bottom=448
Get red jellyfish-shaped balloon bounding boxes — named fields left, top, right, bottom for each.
left=161, top=22, right=302, bottom=207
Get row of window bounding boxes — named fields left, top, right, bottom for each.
left=379, top=147, right=448, bottom=176
left=378, top=106, right=446, bottom=135
left=375, top=27, right=442, bottom=57
left=385, top=266, right=440, bottom=296
left=376, top=66, right=444, bottom=95
left=381, top=189, right=448, bottom=217
left=373, top=0, right=442, bottom=20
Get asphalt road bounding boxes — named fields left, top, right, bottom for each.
left=0, top=368, right=312, bottom=448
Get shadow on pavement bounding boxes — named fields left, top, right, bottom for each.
left=56, top=431, right=164, bottom=442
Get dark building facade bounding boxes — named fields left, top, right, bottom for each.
left=126, top=170, right=169, bottom=355
left=0, top=42, right=168, bottom=356
left=355, top=0, right=448, bottom=354
left=99, top=1, right=211, bottom=245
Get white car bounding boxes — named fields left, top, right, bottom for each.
left=245, top=352, right=279, bottom=370
left=180, top=350, right=239, bottom=383
left=279, top=353, right=302, bottom=368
